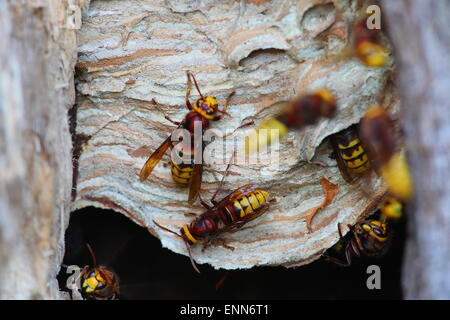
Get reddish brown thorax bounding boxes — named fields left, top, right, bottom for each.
left=192, top=216, right=217, bottom=236
left=183, top=112, right=209, bottom=133
left=180, top=215, right=219, bottom=245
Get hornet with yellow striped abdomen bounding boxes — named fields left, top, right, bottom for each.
left=139, top=71, right=234, bottom=204
left=330, top=124, right=371, bottom=184
left=323, top=193, right=404, bottom=267
left=153, top=177, right=275, bottom=273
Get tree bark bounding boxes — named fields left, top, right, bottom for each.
left=0, top=0, right=89, bottom=299
left=381, top=0, right=450, bottom=299
left=73, top=0, right=395, bottom=270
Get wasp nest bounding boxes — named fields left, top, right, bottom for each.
left=74, top=0, right=396, bottom=270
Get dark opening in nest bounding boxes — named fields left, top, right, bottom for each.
left=58, top=207, right=406, bottom=299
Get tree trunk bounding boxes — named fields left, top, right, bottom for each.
left=73, top=0, right=394, bottom=270
left=381, top=0, right=450, bottom=299
left=0, top=0, right=89, bottom=299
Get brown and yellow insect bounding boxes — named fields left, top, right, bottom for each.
left=353, top=17, right=388, bottom=67
left=153, top=161, right=275, bottom=273
left=324, top=218, right=391, bottom=267
left=359, top=106, right=413, bottom=200
left=380, top=196, right=403, bottom=222
left=154, top=184, right=274, bottom=273
left=139, top=71, right=233, bottom=204
left=246, top=89, right=336, bottom=154
left=80, top=244, right=119, bottom=300
left=330, top=124, right=371, bottom=184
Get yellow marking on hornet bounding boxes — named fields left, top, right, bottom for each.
left=95, top=272, right=105, bottom=284
left=204, top=96, right=218, bottom=106
left=380, top=152, right=413, bottom=201
left=338, top=138, right=360, bottom=150
left=259, top=118, right=289, bottom=137
left=261, top=190, right=269, bottom=202
left=239, top=197, right=252, bottom=215
left=178, top=170, right=193, bottom=179
left=82, top=279, right=89, bottom=289
left=357, top=41, right=387, bottom=67
left=363, top=221, right=388, bottom=242
left=315, top=89, right=335, bottom=105
left=248, top=194, right=260, bottom=210
left=380, top=197, right=403, bottom=221
left=172, top=175, right=189, bottom=184
left=234, top=201, right=246, bottom=218
left=182, top=225, right=197, bottom=244
left=346, top=154, right=369, bottom=169
left=341, top=145, right=364, bottom=160
left=351, top=161, right=371, bottom=174
left=239, top=197, right=250, bottom=208
left=193, top=96, right=218, bottom=120
left=244, top=204, right=253, bottom=215
left=255, top=190, right=268, bottom=204
left=171, top=166, right=192, bottom=184
left=84, top=275, right=101, bottom=292
left=83, top=283, right=95, bottom=293
left=193, top=107, right=211, bottom=119
left=245, top=118, right=288, bottom=155
left=172, top=163, right=193, bottom=171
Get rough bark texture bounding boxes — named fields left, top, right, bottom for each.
left=0, top=0, right=89, bottom=299
left=381, top=0, right=450, bottom=300
left=73, top=0, right=396, bottom=270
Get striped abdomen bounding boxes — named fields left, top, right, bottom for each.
left=219, top=189, right=269, bottom=225
left=335, top=127, right=371, bottom=174
left=171, top=162, right=193, bottom=185
left=170, top=143, right=194, bottom=185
